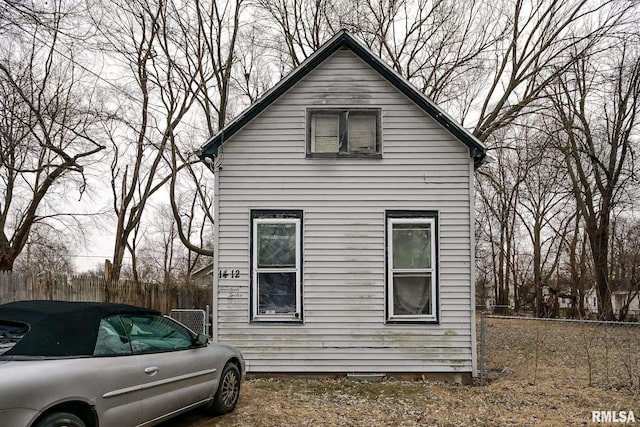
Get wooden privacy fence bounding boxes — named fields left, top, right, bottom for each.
left=0, top=272, right=211, bottom=314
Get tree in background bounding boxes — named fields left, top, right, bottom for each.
left=476, top=129, right=528, bottom=313
left=546, top=36, right=640, bottom=320
left=3, top=0, right=639, bottom=309
left=610, top=217, right=640, bottom=320
left=13, top=224, right=75, bottom=275
left=86, top=0, right=244, bottom=283
left=0, top=0, right=105, bottom=272
left=515, top=127, right=573, bottom=316
left=473, top=0, right=637, bottom=316
left=560, top=213, right=592, bottom=319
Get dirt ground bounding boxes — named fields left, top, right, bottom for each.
left=165, top=318, right=640, bottom=426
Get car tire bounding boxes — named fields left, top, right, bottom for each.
left=35, top=412, right=86, bottom=427
left=209, top=362, right=241, bottom=415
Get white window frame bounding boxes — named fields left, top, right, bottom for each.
left=251, top=214, right=302, bottom=322
left=386, top=213, right=438, bottom=323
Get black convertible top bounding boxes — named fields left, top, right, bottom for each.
left=0, top=300, right=159, bottom=357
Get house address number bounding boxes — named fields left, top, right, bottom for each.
left=219, top=269, right=240, bottom=279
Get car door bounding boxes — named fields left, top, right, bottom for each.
left=118, top=314, right=218, bottom=425
left=91, top=316, right=145, bottom=427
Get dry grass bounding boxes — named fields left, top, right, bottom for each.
left=165, top=318, right=640, bottom=427
left=484, top=317, right=640, bottom=390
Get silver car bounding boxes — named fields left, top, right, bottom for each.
left=0, top=300, right=245, bottom=427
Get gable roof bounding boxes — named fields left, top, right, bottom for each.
left=197, top=29, right=487, bottom=167
left=190, top=262, right=214, bottom=278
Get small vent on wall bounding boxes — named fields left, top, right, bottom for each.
left=346, top=373, right=386, bottom=383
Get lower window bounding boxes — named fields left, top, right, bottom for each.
left=251, top=210, right=303, bottom=322
left=386, top=211, right=438, bottom=323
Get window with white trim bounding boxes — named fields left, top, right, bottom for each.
left=386, top=211, right=438, bottom=323
left=307, top=109, right=381, bottom=156
left=251, top=210, right=303, bottom=322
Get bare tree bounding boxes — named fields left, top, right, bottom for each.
left=254, top=0, right=499, bottom=121
left=352, top=0, right=501, bottom=116
left=87, top=0, right=247, bottom=284
left=256, top=0, right=632, bottom=136
left=0, top=2, right=105, bottom=272
left=91, top=0, right=213, bottom=283
left=474, top=1, right=637, bottom=315
left=476, top=131, right=529, bottom=313
left=233, top=23, right=281, bottom=104
left=515, top=127, right=574, bottom=316
left=168, top=141, right=215, bottom=264
left=138, top=205, right=181, bottom=285
left=546, top=37, right=640, bottom=320
left=13, top=224, right=75, bottom=275
left=128, top=201, right=208, bottom=285
left=166, top=0, right=245, bottom=267
left=610, top=216, right=640, bottom=320
left=254, top=0, right=339, bottom=68
left=194, top=0, right=245, bottom=133
left=472, top=0, right=633, bottom=141
left=0, top=0, right=60, bottom=33
left=561, top=213, right=592, bottom=319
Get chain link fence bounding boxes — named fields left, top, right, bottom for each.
left=170, top=307, right=210, bottom=336
left=479, top=313, right=640, bottom=391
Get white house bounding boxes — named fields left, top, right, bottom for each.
left=585, top=285, right=640, bottom=320
left=197, top=30, right=487, bottom=381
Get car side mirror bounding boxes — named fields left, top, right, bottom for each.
left=195, top=333, right=209, bottom=346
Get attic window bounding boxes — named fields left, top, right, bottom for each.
left=307, top=109, right=381, bottom=157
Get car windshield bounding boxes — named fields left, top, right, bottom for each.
left=0, top=321, right=29, bottom=355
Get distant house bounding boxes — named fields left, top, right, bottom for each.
left=190, top=263, right=213, bottom=288
left=612, top=290, right=640, bottom=318
left=585, top=281, right=640, bottom=320
left=197, top=30, right=486, bottom=381
left=556, top=291, right=575, bottom=318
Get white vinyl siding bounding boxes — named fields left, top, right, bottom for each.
left=214, top=48, right=475, bottom=374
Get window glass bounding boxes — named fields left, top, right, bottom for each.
left=308, top=109, right=380, bottom=155
left=387, top=213, right=437, bottom=322
left=257, top=223, right=296, bottom=268
left=312, top=114, right=339, bottom=153
left=258, top=272, right=297, bottom=314
left=392, top=223, right=431, bottom=269
left=393, top=274, right=432, bottom=315
left=0, top=321, right=28, bottom=355
left=93, top=317, right=132, bottom=356
left=120, top=315, right=194, bottom=354
left=251, top=212, right=302, bottom=322
left=348, top=113, right=377, bottom=153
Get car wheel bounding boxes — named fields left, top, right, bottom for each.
left=35, top=412, right=86, bottom=427
left=209, top=362, right=241, bottom=414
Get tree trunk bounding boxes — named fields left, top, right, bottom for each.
left=589, top=224, right=614, bottom=320
left=0, top=253, right=15, bottom=272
